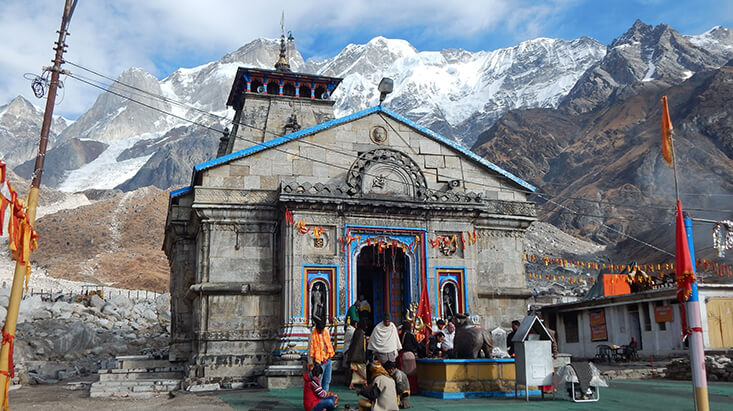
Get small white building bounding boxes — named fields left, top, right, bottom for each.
left=541, top=284, right=733, bottom=359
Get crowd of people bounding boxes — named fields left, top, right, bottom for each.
left=304, top=296, right=463, bottom=411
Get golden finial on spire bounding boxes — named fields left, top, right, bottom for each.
left=275, top=11, right=291, bottom=72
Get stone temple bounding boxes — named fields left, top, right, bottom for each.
left=163, top=37, right=536, bottom=386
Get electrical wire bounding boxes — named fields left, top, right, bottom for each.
left=64, top=65, right=730, bottom=259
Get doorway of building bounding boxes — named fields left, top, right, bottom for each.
left=356, top=244, right=410, bottom=331
left=627, top=309, right=643, bottom=350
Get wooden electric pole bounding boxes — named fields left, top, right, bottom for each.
left=0, top=0, right=77, bottom=407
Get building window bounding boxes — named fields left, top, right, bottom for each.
left=656, top=301, right=667, bottom=331
left=282, top=82, right=296, bottom=97
left=642, top=302, right=652, bottom=331
left=314, top=86, right=327, bottom=99
left=251, top=79, right=264, bottom=93
left=563, top=312, right=579, bottom=343
left=299, top=84, right=311, bottom=98
left=266, top=81, right=279, bottom=95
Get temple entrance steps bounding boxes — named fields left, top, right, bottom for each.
left=89, top=355, right=184, bottom=398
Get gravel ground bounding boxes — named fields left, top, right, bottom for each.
left=8, top=382, right=234, bottom=410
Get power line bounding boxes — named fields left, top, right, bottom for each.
left=66, top=66, right=687, bottom=258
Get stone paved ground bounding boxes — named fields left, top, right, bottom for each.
left=219, top=379, right=733, bottom=411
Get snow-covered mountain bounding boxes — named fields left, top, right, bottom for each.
left=563, top=20, right=733, bottom=113
left=6, top=21, right=733, bottom=193
left=0, top=96, right=69, bottom=167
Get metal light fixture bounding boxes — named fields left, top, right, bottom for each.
left=378, top=77, right=393, bottom=105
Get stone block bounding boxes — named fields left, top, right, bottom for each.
left=228, top=165, right=250, bottom=176
left=292, top=159, right=313, bottom=176
left=243, top=176, right=261, bottom=190
left=419, top=139, right=442, bottom=155
left=424, top=155, right=445, bottom=168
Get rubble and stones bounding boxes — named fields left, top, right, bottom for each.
left=664, top=355, right=733, bottom=381
left=9, top=289, right=170, bottom=386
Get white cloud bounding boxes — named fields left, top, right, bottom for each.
left=0, top=0, right=573, bottom=118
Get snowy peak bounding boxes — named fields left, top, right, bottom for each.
left=219, top=37, right=305, bottom=70
left=563, top=21, right=733, bottom=113
left=313, top=36, right=417, bottom=79
left=687, top=25, right=733, bottom=54
left=58, top=67, right=171, bottom=143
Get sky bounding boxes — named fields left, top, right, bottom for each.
left=0, top=0, right=730, bottom=119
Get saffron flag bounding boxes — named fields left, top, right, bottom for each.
left=661, top=96, right=674, bottom=165
left=416, top=277, right=432, bottom=342
left=675, top=200, right=696, bottom=302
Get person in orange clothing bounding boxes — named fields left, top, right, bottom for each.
left=308, top=317, right=335, bottom=391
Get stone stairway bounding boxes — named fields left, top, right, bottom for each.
left=90, top=355, right=184, bottom=398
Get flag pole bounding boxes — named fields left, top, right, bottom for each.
left=665, top=95, right=709, bottom=411
left=0, top=1, right=76, bottom=407
left=683, top=213, right=709, bottom=411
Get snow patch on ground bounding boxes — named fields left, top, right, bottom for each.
left=57, top=133, right=161, bottom=192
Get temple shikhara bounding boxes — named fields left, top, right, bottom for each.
left=163, top=31, right=536, bottom=386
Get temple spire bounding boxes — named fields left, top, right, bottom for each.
left=275, top=11, right=291, bottom=72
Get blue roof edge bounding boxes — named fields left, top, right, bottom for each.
left=170, top=185, right=193, bottom=199
left=378, top=107, right=536, bottom=192
left=191, top=105, right=535, bottom=192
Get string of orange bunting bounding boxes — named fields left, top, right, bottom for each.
left=284, top=208, right=480, bottom=253
left=0, top=161, right=38, bottom=288
left=524, top=253, right=732, bottom=281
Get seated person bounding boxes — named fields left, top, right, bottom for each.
left=303, top=363, right=338, bottom=411
left=383, top=361, right=411, bottom=409
left=357, top=362, right=399, bottom=411
left=440, top=322, right=455, bottom=358
left=427, top=332, right=445, bottom=358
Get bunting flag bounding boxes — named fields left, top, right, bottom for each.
left=661, top=96, right=674, bottom=166
left=675, top=200, right=696, bottom=303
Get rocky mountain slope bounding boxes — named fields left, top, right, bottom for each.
left=0, top=96, right=69, bottom=167
left=473, top=22, right=733, bottom=263
left=30, top=186, right=169, bottom=292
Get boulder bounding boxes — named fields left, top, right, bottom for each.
left=89, top=294, right=105, bottom=309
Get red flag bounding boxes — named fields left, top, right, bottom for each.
left=416, top=278, right=432, bottom=342
left=661, top=96, right=674, bottom=165
left=675, top=200, right=696, bottom=302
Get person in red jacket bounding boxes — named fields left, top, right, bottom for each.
left=303, top=363, right=338, bottom=411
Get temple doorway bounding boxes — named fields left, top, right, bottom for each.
left=356, top=244, right=410, bottom=330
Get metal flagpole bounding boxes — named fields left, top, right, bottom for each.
left=665, top=94, right=709, bottom=411
left=0, top=1, right=77, bottom=407
left=683, top=214, right=709, bottom=411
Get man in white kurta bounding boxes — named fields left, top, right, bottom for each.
left=368, top=314, right=402, bottom=364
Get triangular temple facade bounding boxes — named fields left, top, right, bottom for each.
left=164, top=43, right=537, bottom=386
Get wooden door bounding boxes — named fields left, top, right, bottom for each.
left=706, top=298, right=733, bottom=348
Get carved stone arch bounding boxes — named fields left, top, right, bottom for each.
left=346, top=148, right=428, bottom=200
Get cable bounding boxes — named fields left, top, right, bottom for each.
left=67, top=61, right=733, bottom=216
left=535, top=193, right=675, bottom=257
left=65, top=67, right=719, bottom=259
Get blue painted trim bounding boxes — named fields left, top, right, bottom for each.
left=417, top=358, right=515, bottom=363
left=302, top=265, right=340, bottom=317
left=191, top=106, right=535, bottom=192
left=434, top=266, right=468, bottom=315
left=684, top=216, right=699, bottom=303
left=169, top=186, right=192, bottom=198
left=419, top=389, right=541, bottom=399
left=344, top=224, right=426, bottom=310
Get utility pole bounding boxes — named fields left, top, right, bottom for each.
left=0, top=0, right=77, bottom=407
